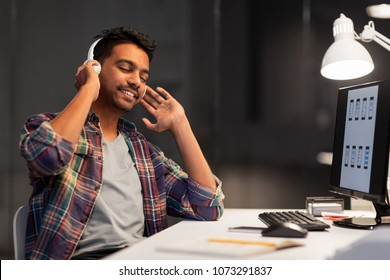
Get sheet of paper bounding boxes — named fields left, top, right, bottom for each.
left=156, top=236, right=304, bottom=258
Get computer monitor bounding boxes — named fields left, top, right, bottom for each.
left=330, top=79, right=390, bottom=229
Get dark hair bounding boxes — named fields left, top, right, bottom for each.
left=93, top=27, right=157, bottom=63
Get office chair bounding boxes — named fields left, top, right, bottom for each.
left=13, top=204, right=28, bottom=260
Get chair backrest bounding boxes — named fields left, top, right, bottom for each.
left=13, top=205, right=29, bottom=260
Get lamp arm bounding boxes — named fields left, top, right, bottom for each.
left=360, top=21, right=390, bottom=52
left=373, top=30, right=390, bottom=51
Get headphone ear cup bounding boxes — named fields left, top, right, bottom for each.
left=92, top=64, right=101, bottom=74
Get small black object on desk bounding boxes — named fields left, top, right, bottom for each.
left=261, top=222, right=308, bottom=238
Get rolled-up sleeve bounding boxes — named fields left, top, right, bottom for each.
left=186, top=176, right=224, bottom=207
left=152, top=145, right=224, bottom=221
left=19, top=115, right=75, bottom=177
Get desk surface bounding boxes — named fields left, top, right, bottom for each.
left=105, top=208, right=389, bottom=260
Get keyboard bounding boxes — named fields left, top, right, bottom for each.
left=258, top=210, right=330, bottom=231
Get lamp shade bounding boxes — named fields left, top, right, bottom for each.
left=321, top=14, right=374, bottom=80
left=367, top=4, right=390, bottom=19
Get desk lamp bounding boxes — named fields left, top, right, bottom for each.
left=321, top=13, right=390, bottom=80
left=367, top=4, right=390, bottom=19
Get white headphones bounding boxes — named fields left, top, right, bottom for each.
left=87, top=38, right=102, bottom=74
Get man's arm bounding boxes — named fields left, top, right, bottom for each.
left=50, top=60, right=100, bottom=144
left=140, top=87, right=216, bottom=191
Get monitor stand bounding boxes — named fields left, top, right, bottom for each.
left=333, top=202, right=390, bottom=229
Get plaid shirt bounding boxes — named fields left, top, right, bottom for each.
left=19, top=112, right=224, bottom=260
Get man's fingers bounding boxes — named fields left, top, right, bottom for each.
left=142, top=118, right=157, bottom=131
left=156, top=87, right=170, bottom=99
left=140, top=96, right=158, bottom=111
left=147, top=87, right=170, bottom=102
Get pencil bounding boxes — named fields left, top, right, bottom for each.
left=207, top=238, right=277, bottom=247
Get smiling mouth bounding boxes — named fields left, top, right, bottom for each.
left=120, top=89, right=137, bottom=99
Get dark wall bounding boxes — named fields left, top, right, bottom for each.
left=213, top=0, right=390, bottom=209
left=1, top=0, right=389, bottom=259
left=218, top=0, right=390, bottom=165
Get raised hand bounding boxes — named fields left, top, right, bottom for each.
left=74, top=60, right=101, bottom=101
left=140, top=87, right=186, bottom=133
left=140, top=86, right=216, bottom=190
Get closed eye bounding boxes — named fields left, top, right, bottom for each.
left=116, top=59, right=149, bottom=82
left=119, top=67, right=131, bottom=72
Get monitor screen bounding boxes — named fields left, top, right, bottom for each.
left=330, top=79, right=390, bottom=228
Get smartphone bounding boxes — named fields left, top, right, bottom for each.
left=228, top=226, right=265, bottom=233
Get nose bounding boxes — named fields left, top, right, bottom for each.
left=126, top=72, right=143, bottom=91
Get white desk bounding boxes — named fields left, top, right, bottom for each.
left=105, top=208, right=390, bottom=260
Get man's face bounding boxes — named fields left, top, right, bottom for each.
left=98, top=43, right=150, bottom=113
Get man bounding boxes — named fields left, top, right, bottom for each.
left=19, top=27, right=224, bottom=260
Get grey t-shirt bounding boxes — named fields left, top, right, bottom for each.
left=73, top=132, right=145, bottom=256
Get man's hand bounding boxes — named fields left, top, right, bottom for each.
left=74, top=60, right=101, bottom=101
left=50, top=60, right=101, bottom=144
left=140, top=87, right=186, bottom=133
left=140, top=86, right=216, bottom=190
